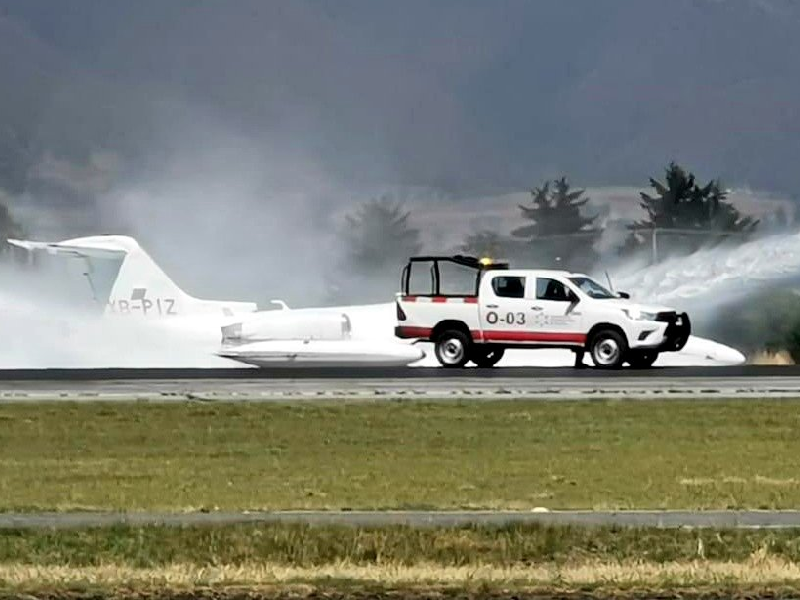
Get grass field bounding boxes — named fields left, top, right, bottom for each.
left=3, top=523, right=800, bottom=595
left=1, top=399, right=799, bottom=511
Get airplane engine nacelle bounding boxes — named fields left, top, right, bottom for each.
left=221, top=310, right=351, bottom=344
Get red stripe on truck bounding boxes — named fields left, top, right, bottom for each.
left=400, top=296, right=479, bottom=303
left=396, top=326, right=433, bottom=338
left=396, top=326, right=585, bottom=345
left=483, top=331, right=586, bottom=344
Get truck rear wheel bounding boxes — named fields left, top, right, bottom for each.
left=434, top=329, right=471, bottom=368
left=470, top=346, right=505, bottom=368
left=589, top=329, right=628, bottom=369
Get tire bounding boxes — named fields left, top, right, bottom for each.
left=589, top=329, right=628, bottom=369
left=627, top=351, right=659, bottom=368
left=470, top=346, right=505, bottom=368
left=434, top=329, right=471, bottom=368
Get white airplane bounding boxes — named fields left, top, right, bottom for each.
left=4, top=235, right=744, bottom=368
left=6, top=235, right=424, bottom=367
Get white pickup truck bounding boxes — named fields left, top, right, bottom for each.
left=395, top=255, right=690, bottom=368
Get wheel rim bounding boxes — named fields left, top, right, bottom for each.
left=593, top=337, right=620, bottom=366
left=440, top=337, right=465, bottom=364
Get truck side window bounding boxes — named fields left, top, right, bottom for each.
left=492, top=276, right=525, bottom=299
left=537, top=278, right=570, bottom=301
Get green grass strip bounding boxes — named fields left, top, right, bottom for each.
left=1, top=399, right=799, bottom=511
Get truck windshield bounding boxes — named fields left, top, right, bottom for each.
left=569, top=277, right=615, bottom=299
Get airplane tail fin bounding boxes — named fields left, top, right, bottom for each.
left=8, top=235, right=257, bottom=319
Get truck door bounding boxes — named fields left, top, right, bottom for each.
left=530, top=277, right=585, bottom=345
left=478, top=274, right=532, bottom=343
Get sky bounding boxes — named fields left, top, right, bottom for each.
left=3, top=0, right=800, bottom=192
left=1, top=0, right=800, bottom=303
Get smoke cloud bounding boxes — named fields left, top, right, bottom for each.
left=4, top=1, right=800, bottom=364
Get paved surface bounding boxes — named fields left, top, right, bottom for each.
left=2, top=365, right=800, bottom=380
left=3, top=366, right=800, bottom=400
left=3, top=510, right=800, bottom=529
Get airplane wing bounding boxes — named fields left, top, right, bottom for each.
left=7, top=239, right=128, bottom=260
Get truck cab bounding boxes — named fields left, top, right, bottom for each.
left=395, top=255, right=690, bottom=368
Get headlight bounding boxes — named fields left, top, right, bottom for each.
left=622, top=308, right=658, bottom=321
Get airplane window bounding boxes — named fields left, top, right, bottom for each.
left=492, top=276, right=525, bottom=298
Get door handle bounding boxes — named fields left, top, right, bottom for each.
left=531, top=306, right=543, bottom=311
left=486, top=304, right=498, bottom=309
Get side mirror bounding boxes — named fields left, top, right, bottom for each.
left=617, top=291, right=630, bottom=299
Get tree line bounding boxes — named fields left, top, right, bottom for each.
left=0, top=160, right=780, bottom=268
left=2, top=161, right=800, bottom=359
left=339, top=161, right=774, bottom=282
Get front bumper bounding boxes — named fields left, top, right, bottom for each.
left=658, top=311, right=691, bottom=352
left=632, top=312, right=690, bottom=352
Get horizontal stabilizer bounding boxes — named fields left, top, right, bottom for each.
left=8, top=235, right=257, bottom=319
left=8, top=239, right=127, bottom=260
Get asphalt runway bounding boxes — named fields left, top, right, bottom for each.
left=2, top=365, right=800, bottom=400
left=3, top=510, right=800, bottom=529
left=3, top=365, right=800, bottom=380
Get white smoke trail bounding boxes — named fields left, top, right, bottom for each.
left=612, top=231, right=800, bottom=313
left=4, top=228, right=800, bottom=368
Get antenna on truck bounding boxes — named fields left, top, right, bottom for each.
left=604, top=270, right=615, bottom=293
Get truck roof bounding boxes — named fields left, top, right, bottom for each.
left=495, top=269, right=585, bottom=278
left=407, top=255, right=509, bottom=270
left=405, top=256, right=589, bottom=278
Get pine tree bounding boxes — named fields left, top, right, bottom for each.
left=626, top=162, right=758, bottom=259
left=511, top=177, right=599, bottom=271
left=512, top=178, right=597, bottom=238
left=632, top=162, right=757, bottom=232
left=342, top=197, right=421, bottom=272
left=328, top=197, right=422, bottom=303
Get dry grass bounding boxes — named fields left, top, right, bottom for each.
left=11, top=522, right=800, bottom=568
left=680, top=475, right=800, bottom=488
left=750, top=350, right=794, bottom=365
left=2, top=556, right=800, bottom=589
left=5, top=524, right=800, bottom=596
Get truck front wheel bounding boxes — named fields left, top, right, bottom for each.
left=627, top=351, right=658, bottom=368
left=434, top=329, right=471, bottom=368
left=470, top=346, right=505, bottom=368
left=589, top=329, right=628, bottom=369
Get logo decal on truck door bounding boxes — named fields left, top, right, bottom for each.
left=531, top=313, right=574, bottom=327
